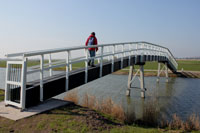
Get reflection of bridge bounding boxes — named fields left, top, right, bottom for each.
left=4, top=42, right=178, bottom=110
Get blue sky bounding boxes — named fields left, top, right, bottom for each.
left=0, top=0, right=200, bottom=58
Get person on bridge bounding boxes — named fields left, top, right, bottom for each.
left=85, top=32, right=98, bottom=67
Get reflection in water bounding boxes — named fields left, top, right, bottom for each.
left=62, top=74, right=200, bottom=123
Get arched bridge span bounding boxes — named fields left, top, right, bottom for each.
left=4, top=42, right=178, bottom=110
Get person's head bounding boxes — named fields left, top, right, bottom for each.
left=91, top=32, right=95, bottom=36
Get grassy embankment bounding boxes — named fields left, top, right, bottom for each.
left=0, top=90, right=199, bottom=132
left=0, top=91, right=163, bottom=132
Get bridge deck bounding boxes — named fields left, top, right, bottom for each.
left=10, top=55, right=176, bottom=108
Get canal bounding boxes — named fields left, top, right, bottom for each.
left=62, top=74, right=200, bottom=122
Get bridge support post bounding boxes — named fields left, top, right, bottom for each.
left=165, top=62, right=169, bottom=82
left=126, top=65, right=146, bottom=98
left=140, top=65, right=145, bottom=98
left=126, top=65, right=134, bottom=96
left=157, top=62, right=169, bottom=83
left=157, top=63, right=161, bottom=82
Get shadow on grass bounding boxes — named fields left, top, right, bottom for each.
left=45, top=102, right=122, bottom=127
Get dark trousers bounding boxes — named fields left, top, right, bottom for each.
left=89, top=50, right=96, bottom=65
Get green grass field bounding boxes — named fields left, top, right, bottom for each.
left=177, top=60, right=200, bottom=71
left=1, top=59, right=200, bottom=71
left=0, top=90, right=4, bottom=102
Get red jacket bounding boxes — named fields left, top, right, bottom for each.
left=85, top=34, right=98, bottom=51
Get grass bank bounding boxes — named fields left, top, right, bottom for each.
left=0, top=103, right=166, bottom=133
left=64, top=90, right=200, bottom=132
left=0, top=90, right=194, bottom=132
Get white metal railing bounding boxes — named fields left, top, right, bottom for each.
left=4, top=42, right=178, bottom=109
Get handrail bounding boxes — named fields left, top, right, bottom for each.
left=5, top=42, right=178, bottom=70
left=5, top=41, right=171, bottom=58
left=6, top=41, right=178, bottom=75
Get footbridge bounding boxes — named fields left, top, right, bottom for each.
left=4, top=42, right=178, bottom=110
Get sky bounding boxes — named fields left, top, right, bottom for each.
left=0, top=0, right=200, bottom=58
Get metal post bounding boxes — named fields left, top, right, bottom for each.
left=135, top=43, right=138, bottom=63
left=96, top=47, right=100, bottom=64
left=141, top=43, right=144, bottom=63
left=165, top=62, right=169, bottom=82
left=127, top=65, right=134, bottom=96
left=85, top=49, right=88, bottom=83
left=106, top=47, right=110, bottom=61
left=157, top=63, right=161, bottom=82
left=116, top=45, right=119, bottom=59
left=128, top=44, right=131, bottom=66
left=140, top=65, right=145, bottom=98
left=159, top=48, right=161, bottom=61
left=49, top=54, right=53, bottom=76
left=69, top=51, right=72, bottom=71
left=5, top=63, right=11, bottom=102
left=100, top=46, right=104, bottom=77
left=40, top=55, right=44, bottom=102
left=66, top=51, right=69, bottom=91
left=20, top=58, right=27, bottom=110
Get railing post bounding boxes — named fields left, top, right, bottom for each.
left=97, top=50, right=100, bottom=64
left=69, top=51, right=72, bottom=71
left=100, top=46, right=104, bottom=77
left=20, top=57, right=27, bottom=110
left=128, top=44, right=131, bottom=66
left=121, top=44, right=124, bottom=69
left=141, top=43, right=144, bottom=62
left=111, top=45, right=115, bottom=73
left=49, top=54, right=53, bottom=76
left=85, top=49, right=88, bottom=83
left=40, top=55, right=44, bottom=102
left=5, top=62, right=11, bottom=103
left=135, top=43, right=138, bottom=61
left=106, top=47, right=110, bottom=61
left=66, top=51, right=70, bottom=91
left=116, top=45, right=119, bottom=59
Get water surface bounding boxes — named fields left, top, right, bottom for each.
left=62, top=74, right=200, bottom=121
